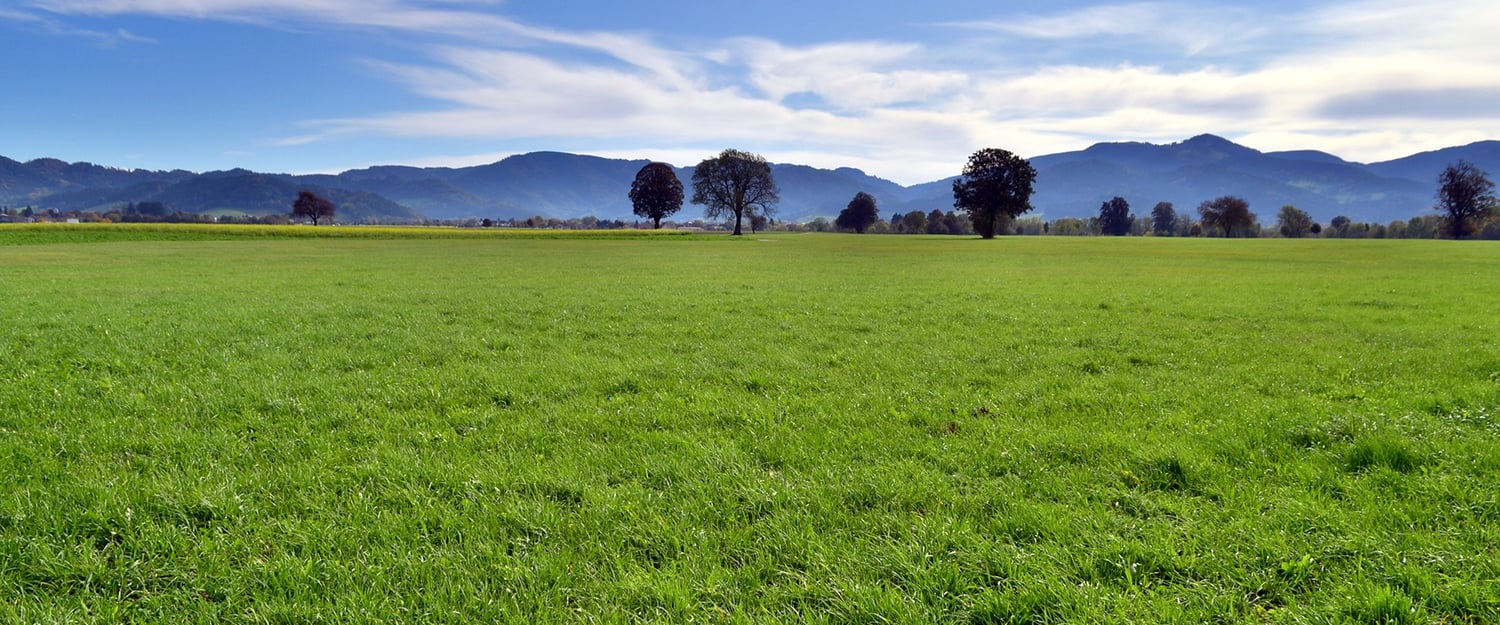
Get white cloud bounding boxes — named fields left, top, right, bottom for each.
left=733, top=39, right=968, bottom=110
left=951, top=2, right=1274, bottom=57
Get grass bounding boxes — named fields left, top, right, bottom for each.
left=0, top=222, right=698, bottom=246
left=1, top=228, right=1498, bottom=623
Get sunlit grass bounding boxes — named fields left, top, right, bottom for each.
left=1, top=233, right=1497, bottom=623
left=0, top=222, right=699, bottom=246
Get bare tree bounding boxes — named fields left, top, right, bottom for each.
left=690, top=149, right=779, bottom=236
left=1436, top=160, right=1498, bottom=238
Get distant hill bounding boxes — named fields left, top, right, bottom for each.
left=33, top=168, right=422, bottom=223
left=1365, top=141, right=1500, bottom=182
left=4, top=136, right=1499, bottom=224
left=316, top=153, right=915, bottom=221
left=1011, top=134, right=1440, bottom=223
left=0, top=156, right=194, bottom=205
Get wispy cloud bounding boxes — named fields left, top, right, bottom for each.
left=4, top=5, right=156, bottom=45
left=947, top=2, right=1274, bottom=58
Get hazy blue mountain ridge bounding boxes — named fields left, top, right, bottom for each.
left=3, top=136, right=1498, bottom=224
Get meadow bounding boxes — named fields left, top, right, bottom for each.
left=1, top=224, right=1497, bottom=624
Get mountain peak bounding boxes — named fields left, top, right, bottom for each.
left=1183, top=133, right=1231, bottom=143
left=1179, top=134, right=1253, bottom=150
left=1268, top=149, right=1349, bottom=165
left=1172, top=134, right=1260, bottom=161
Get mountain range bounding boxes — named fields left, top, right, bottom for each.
left=4, top=134, right=1498, bottom=224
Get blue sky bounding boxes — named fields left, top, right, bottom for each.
left=3, top=0, right=1497, bottom=184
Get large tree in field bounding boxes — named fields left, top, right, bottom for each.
left=629, top=162, right=684, bottom=229
left=1150, top=202, right=1176, bottom=236
left=952, top=148, right=1036, bottom=239
left=1435, top=160, right=1498, bottom=239
left=835, top=191, right=880, bottom=233
left=1197, top=196, right=1256, bottom=237
left=292, top=190, right=335, bottom=226
left=1098, top=196, right=1132, bottom=236
left=1276, top=205, right=1314, bottom=238
left=691, top=149, right=778, bottom=236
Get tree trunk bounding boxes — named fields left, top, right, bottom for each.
left=978, top=216, right=996, bottom=239
left=732, top=209, right=743, bottom=235
left=653, top=217, right=661, bottom=229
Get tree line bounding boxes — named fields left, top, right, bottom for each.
left=813, top=202, right=1473, bottom=239
left=626, top=147, right=1499, bottom=239
left=11, top=149, right=1492, bottom=238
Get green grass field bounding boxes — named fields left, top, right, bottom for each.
left=2, top=225, right=1498, bottom=623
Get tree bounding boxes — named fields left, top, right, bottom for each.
left=1197, top=196, right=1256, bottom=237
left=926, top=209, right=946, bottom=234
left=952, top=148, right=1036, bottom=239
left=1150, top=202, right=1177, bottom=236
left=629, top=162, right=684, bottom=229
left=1329, top=215, right=1351, bottom=236
left=292, top=190, right=336, bottom=225
left=1405, top=216, right=1431, bottom=239
left=1098, top=196, right=1132, bottom=235
left=942, top=211, right=967, bottom=235
left=690, top=149, right=779, bottom=236
left=748, top=210, right=768, bottom=234
left=902, top=210, right=927, bottom=233
left=1276, top=205, right=1314, bottom=238
left=835, top=191, right=880, bottom=233
left=1435, top=160, right=1498, bottom=238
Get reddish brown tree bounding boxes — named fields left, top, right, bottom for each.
left=292, top=190, right=336, bottom=226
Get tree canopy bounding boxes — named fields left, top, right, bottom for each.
left=835, top=191, right=880, bottom=233
left=925, top=209, right=946, bottom=234
left=1197, top=196, right=1256, bottom=237
left=1098, top=196, right=1132, bottom=236
left=1435, top=160, right=1498, bottom=239
left=1276, top=205, right=1314, bottom=238
left=952, top=148, right=1036, bottom=239
left=292, top=190, right=336, bottom=226
left=690, top=149, right=779, bottom=236
left=1150, top=202, right=1176, bottom=236
left=628, top=162, right=684, bottom=229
